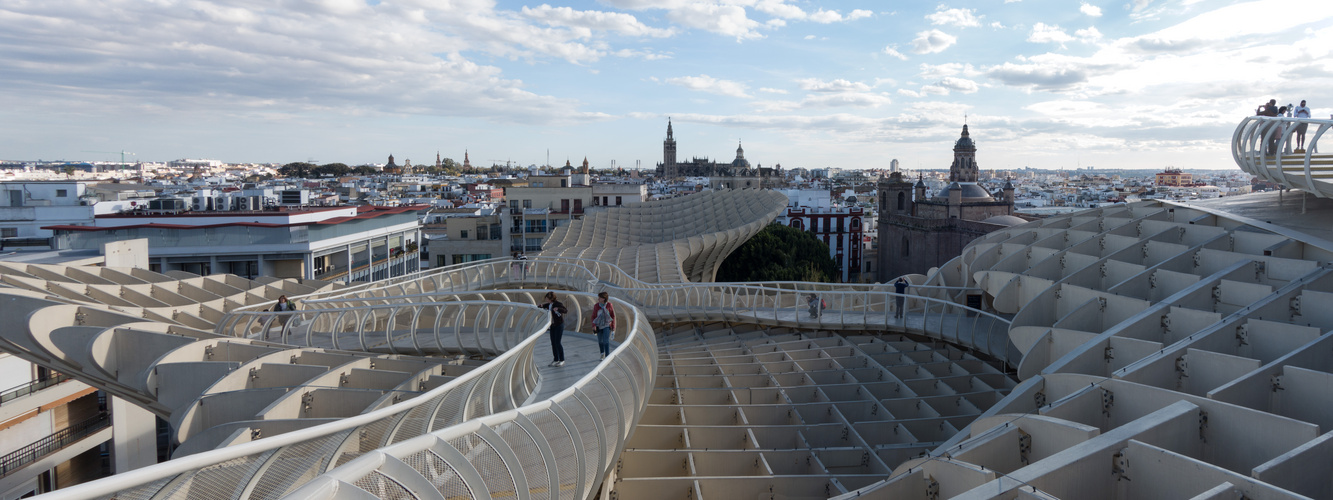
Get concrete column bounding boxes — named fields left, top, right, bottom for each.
left=256, top=254, right=266, bottom=278
left=111, top=396, right=157, bottom=473
left=303, top=254, right=315, bottom=280
left=208, top=255, right=218, bottom=276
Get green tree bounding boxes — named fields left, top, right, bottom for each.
left=279, top=162, right=316, bottom=178
left=717, top=223, right=839, bottom=282
left=317, top=163, right=350, bottom=176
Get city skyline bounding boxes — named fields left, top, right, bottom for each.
left=1, top=0, right=1330, bottom=171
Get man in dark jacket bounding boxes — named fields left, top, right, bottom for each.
left=893, top=278, right=909, bottom=319
left=539, top=291, right=569, bottom=366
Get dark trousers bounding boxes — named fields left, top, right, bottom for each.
left=596, top=327, right=612, bottom=356
left=549, top=323, right=565, bottom=361
left=895, top=297, right=906, bottom=318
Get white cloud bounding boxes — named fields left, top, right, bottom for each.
left=0, top=0, right=613, bottom=124
left=912, top=29, right=957, bottom=54
left=756, top=92, right=892, bottom=111
left=990, top=21, right=1007, bottom=29
left=665, top=74, right=752, bottom=98
left=919, top=62, right=983, bottom=79
left=758, top=87, right=788, bottom=94
left=1028, top=23, right=1074, bottom=45
left=1076, top=26, right=1103, bottom=42
left=883, top=46, right=909, bottom=60
left=809, top=8, right=873, bottom=23
left=926, top=6, right=980, bottom=28
left=986, top=60, right=1095, bottom=91
left=1080, top=3, right=1103, bottom=17
left=797, top=78, right=874, bottom=92
left=898, top=88, right=924, bottom=98
left=612, top=48, right=672, bottom=60
left=938, top=76, right=980, bottom=93
left=521, top=5, right=674, bottom=38
left=664, top=3, right=764, bottom=40
left=920, top=85, right=950, bottom=95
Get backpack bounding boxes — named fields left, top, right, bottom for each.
left=820, top=299, right=827, bottom=309
left=593, top=304, right=612, bottom=328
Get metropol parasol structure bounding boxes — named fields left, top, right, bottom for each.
left=2, top=116, right=1333, bottom=499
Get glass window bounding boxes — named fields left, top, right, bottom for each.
left=460, top=230, right=469, bottom=239
left=56, top=189, right=68, bottom=197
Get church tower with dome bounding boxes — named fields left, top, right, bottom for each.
left=877, top=124, right=1024, bottom=281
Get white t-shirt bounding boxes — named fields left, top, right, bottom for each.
left=1294, top=106, right=1311, bottom=118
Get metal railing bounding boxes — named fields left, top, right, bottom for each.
left=217, top=300, right=551, bottom=357
left=0, top=411, right=109, bottom=478
left=33, top=255, right=1007, bottom=499
left=0, top=373, right=72, bottom=407
left=272, top=256, right=1015, bottom=365
left=286, top=296, right=657, bottom=500
left=47, top=294, right=654, bottom=500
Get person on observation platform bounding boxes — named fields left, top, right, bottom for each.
left=539, top=292, right=568, bottom=367
left=893, top=278, right=909, bottom=319
left=807, top=293, right=825, bottom=319
left=271, top=295, right=296, bottom=312
left=1294, top=100, right=1312, bottom=152
left=589, top=292, right=616, bottom=360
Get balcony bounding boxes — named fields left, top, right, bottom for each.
left=0, top=411, right=110, bottom=479
left=0, top=374, right=73, bottom=407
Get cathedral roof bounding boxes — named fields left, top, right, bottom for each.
left=981, top=214, right=1027, bottom=226
left=936, top=182, right=995, bottom=202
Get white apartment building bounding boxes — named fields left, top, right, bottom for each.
left=47, top=205, right=426, bottom=282
left=0, top=182, right=96, bottom=240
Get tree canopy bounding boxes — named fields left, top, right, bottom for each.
left=716, top=223, right=839, bottom=282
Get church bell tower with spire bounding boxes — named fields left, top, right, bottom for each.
left=663, top=119, right=678, bottom=178
left=949, top=124, right=979, bottom=183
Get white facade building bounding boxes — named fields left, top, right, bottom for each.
left=48, top=205, right=426, bottom=282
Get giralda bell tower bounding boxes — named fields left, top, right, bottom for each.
left=663, top=119, right=678, bottom=178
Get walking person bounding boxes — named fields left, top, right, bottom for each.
left=806, top=293, right=825, bottom=319
left=271, top=295, right=296, bottom=312
left=539, top=292, right=568, bottom=366
left=893, top=278, right=909, bottom=319
left=269, top=295, right=297, bottom=338
left=589, top=292, right=616, bottom=360
left=511, top=251, right=522, bottom=279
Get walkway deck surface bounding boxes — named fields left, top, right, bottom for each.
left=528, top=332, right=609, bottom=403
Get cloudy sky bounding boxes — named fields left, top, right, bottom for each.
left=2, top=0, right=1331, bottom=171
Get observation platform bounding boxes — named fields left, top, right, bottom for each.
left=16, top=176, right=1333, bottom=499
